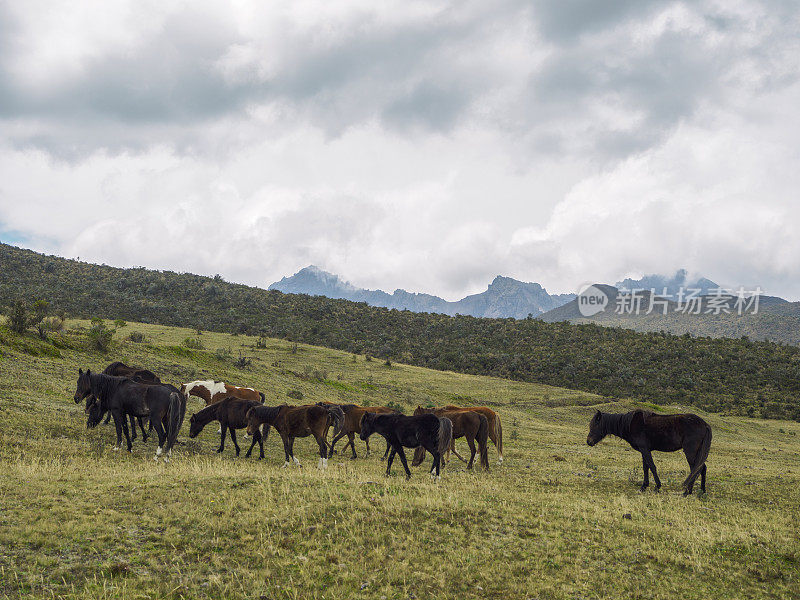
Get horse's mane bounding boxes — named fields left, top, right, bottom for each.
left=184, top=379, right=219, bottom=388
left=602, top=410, right=652, bottom=438
left=192, top=401, right=221, bottom=425
left=90, top=372, right=126, bottom=402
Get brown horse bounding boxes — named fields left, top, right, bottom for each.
left=587, top=409, right=712, bottom=495
left=246, top=404, right=344, bottom=469
left=319, top=402, right=398, bottom=459
left=411, top=406, right=490, bottom=470
left=444, top=405, right=503, bottom=463
left=188, top=397, right=264, bottom=457
left=181, top=379, right=265, bottom=405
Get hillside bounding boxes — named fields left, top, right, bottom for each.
left=270, top=265, right=575, bottom=318
left=2, top=242, right=800, bottom=421
left=1, top=319, right=799, bottom=599
left=540, top=284, right=800, bottom=346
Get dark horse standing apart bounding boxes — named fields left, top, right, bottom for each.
left=360, top=413, right=453, bottom=480
left=586, top=410, right=712, bottom=495
left=188, top=398, right=264, bottom=458
left=245, top=404, right=344, bottom=469
left=74, top=369, right=184, bottom=461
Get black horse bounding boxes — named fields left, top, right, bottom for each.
left=586, top=409, right=712, bottom=495
left=75, top=369, right=184, bottom=461
left=360, top=413, right=453, bottom=480
left=76, top=361, right=162, bottom=442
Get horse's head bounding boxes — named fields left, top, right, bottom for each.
left=413, top=405, right=432, bottom=415
left=359, top=413, right=376, bottom=441
left=188, top=413, right=204, bottom=438
left=586, top=410, right=605, bottom=446
left=85, top=398, right=104, bottom=428
left=245, top=407, right=260, bottom=436
left=73, top=368, right=92, bottom=403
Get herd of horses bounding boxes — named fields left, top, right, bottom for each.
left=72, top=361, right=712, bottom=493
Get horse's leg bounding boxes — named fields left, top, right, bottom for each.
left=347, top=433, right=358, bottom=460
left=642, top=449, right=661, bottom=491
left=700, top=464, right=707, bottom=494
left=138, top=417, right=148, bottom=442
left=129, top=414, right=137, bottom=442
left=450, top=440, right=468, bottom=464
left=121, top=414, right=133, bottom=452
left=229, top=427, right=240, bottom=457
left=103, top=412, right=112, bottom=425
left=316, top=433, right=328, bottom=469
left=245, top=430, right=259, bottom=458
left=363, top=435, right=369, bottom=459
left=640, top=453, right=650, bottom=492
left=385, top=447, right=396, bottom=476
left=395, top=447, right=412, bottom=480
left=290, top=437, right=300, bottom=466
left=381, top=439, right=390, bottom=461
left=465, top=435, right=476, bottom=470
left=111, top=411, right=123, bottom=450
left=432, top=451, right=441, bottom=479
left=280, top=433, right=292, bottom=467
left=151, top=416, right=167, bottom=461
left=217, top=423, right=227, bottom=453
left=329, top=429, right=347, bottom=456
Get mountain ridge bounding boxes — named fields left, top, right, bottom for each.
left=269, top=266, right=575, bottom=319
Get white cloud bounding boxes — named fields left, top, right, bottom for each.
left=1, top=0, right=799, bottom=299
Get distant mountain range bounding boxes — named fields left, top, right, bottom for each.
left=269, top=266, right=575, bottom=319
left=270, top=266, right=800, bottom=344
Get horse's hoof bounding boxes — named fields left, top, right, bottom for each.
left=216, top=448, right=223, bottom=453
left=282, top=462, right=289, bottom=468
left=639, top=486, right=648, bottom=493
left=153, top=455, right=159, bottom=462
left=113, top=446, right=120, bottom=451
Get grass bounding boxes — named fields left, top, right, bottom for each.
left=1, top=319, right=799, bottom=599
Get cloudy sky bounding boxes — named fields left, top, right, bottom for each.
left=1, top=1, right=799, bottom=300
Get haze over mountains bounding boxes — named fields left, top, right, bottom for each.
left=270, top=265, right=800, bottom=345
left=269, top=266, right=576, bottom=319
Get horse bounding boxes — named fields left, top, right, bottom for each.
left=411, top=407, right=489, bottom=471
left=318, top=402, right=398, bottom=459
left=74, top=369, right=183, bottom=461
left=360, top=413, right=453, bottom=480
left=180, top=379, right=265, bottom=405
left=188, top=398, right=264, bottom=458
left=73, top=361, right=160, bottom=442
left=443, top=405, right=503, bottom=463
left=586, top=409, right=712, bottom=495
left=246, top=404, right=344, bottom=469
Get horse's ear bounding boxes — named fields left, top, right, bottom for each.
left=87, top=368, right=92, bottom=376
left=78, top=368, right=83, bottom=374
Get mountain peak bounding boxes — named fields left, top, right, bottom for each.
left=270, top=269, right=573, bottom=318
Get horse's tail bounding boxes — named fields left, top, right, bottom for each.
left=477, top=414, right=490, bottom=470
left=328, top=405, right=345, bottom=439
left=258, top=391, right=265, bottom=403
left=164, top=392, right=183, bottom=457
left=494, top=412, right=503, bottom=462
left=683, top=424, right=712, bottom=491
left=437, top=417, right=453, bottom=457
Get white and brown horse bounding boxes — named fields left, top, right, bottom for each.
left=180, top=380, right=265, bottom=406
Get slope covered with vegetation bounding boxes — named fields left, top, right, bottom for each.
left=1, top=319, right=799, bottom=599
left=2, top=242, right=799, bottom=420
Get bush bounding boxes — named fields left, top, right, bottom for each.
left=288, top=390, right=304, bottom=400
left=182, top=337, right=204, bottom=349
left=234, top=352, right=252, bottom=369
left=113, top=319, right=127, bottom=329
left=7, top=299, right=29, bottom=334
left=88, top=319, right=115, bottom=352
left=127, top=331, right=146, bottom=343
left=215, top=347, right=233, bottom=361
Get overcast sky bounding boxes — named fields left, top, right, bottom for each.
left=1, top=1, right=799, bottom=300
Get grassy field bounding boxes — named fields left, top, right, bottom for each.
left=1, top=319, right=799, bottom=599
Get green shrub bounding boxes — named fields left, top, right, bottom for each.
left=182, top=337, right=204, bottom=350
left=88, top=319, right=115, bottom=352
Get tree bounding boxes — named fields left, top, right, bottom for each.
left=7, top=299, right=29, bottom=333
